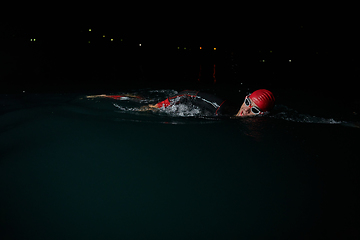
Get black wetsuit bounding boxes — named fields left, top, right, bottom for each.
left=158, top=90, right=241, bottom=116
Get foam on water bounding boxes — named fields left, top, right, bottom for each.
left=159, top=103, right=202, bottom=117
left=108, top=89, right=214, bottom=120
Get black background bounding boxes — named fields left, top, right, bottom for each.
left=1, top=4, right=359, bottom=102
left=1, top=4, right=360, bottom=239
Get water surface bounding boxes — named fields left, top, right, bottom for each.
left=1, top=91, right=358, bottom=239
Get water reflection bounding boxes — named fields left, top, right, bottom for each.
left=197, top=64, right=217, bottom=84
left=240, top=117, right=269, bottom=142
left=213, top=64, right=216, bottom=83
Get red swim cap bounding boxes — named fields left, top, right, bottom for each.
left=249, top=89, right=275, bottom=112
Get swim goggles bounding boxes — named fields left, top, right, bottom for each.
left=244, top=95, right=263, bottom=115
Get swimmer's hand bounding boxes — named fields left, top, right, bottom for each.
left=149, top=104, right=158, bottom=108
left=139, top=104, right=159, bottom=111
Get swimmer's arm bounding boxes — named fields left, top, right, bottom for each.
left=149, top=104, right=159, bottom=108
left=138, top=104, right=159, bottom=111
left=85, top=94, right=107, bottom=98
left=138, top=98, right=171, bottom=111
left=85, top=94, right=144, bottom=100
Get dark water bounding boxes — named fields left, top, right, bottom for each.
left=0, top=90, right=359, bottom=240
left=2, top=39, right=360, bottom=239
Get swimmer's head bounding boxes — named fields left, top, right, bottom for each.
left=237, top=89, right=275, bottom=117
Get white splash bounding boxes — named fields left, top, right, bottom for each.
left=160, top=103, right=202, bottom=117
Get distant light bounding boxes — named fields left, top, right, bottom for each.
left=89, top=29, right=91, bottom=32
left=184, top=47, right=186, bottom=50
left=30, top=39, right=32, bottom=41
left=214, top=48, right=217, bottom=51
left=261, top=60, right=265, bottom=62
left=200, top=47, right=202, bottom=50
left=103, top=35, right=105, bottom=38
left=139, top=43, right=141, bottom=47
left=88, top=41, right=91, bottom=44
left=177, top=47, right=180, bottom=50
left=270, top=50, right=273, bottom=53
left=111, top=39, right=114, bottom=42
left=120, top=39, right=123, bottom=42
left=289, top=59, right=292, bottom=62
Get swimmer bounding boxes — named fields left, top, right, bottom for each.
left=235, top=89, right=276, bottom=117
left=86, top=89, right=275, bottom=117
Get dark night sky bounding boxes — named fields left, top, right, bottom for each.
left=3, top=0, right=356, bottom=43
left=3, top=3, right=357, bottom=52
left=2, top=3, right=359, bottom=96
